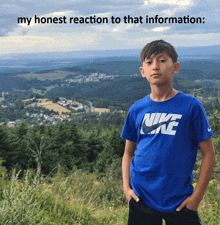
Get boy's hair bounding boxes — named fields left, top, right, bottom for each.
left=140, top=40, right=178, bottom=64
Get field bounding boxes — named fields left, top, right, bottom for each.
left=94, top=108, right=110, bottom=114
left=38, top=101, right=71, bottom=114
left=25, top=99, right=71, bottom=114
left=17, top=70, right=76, bottom=81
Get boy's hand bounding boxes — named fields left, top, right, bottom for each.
left=124, top=188, right=139, bottom=202
left=176, top=195, right=200, bottom=211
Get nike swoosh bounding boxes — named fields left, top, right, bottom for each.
left=142, top=120, right=176, bottom=134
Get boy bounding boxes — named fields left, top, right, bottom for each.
left=121, top=40, right=215, bottom=225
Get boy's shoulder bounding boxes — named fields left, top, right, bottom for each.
left=129, top=95, right=149, bottom=111
left=179, top=91, right=202, bottom=106
left=129, top=91, right=200, bottom=108
left=128, top=91, right=203, bottom=116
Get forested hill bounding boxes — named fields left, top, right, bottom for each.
left=46, top=76, right=150, bottom=104
left=62, top=58, right=141, bottom=76
left=0, top=55, right=220, bottom=101
left=0, top=55, right=219, bottom=111
left=61, top=57, right=220, bottom=81
left=45, top=75, right=205, bottom=105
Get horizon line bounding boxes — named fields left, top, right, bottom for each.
left=0, top=44, right=219, bottom=57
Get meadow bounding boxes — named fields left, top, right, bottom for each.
left=0, top=156, right=219, bottom=225
left=38, top=101, right=71, bottom=114
left=94, top=108, right=110, bottom=114
left=26, top=100, right=71, bottom=114
left=18, top=71, right=76, bottom=81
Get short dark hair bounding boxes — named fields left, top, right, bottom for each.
left=140, top=40, right=178, bottom=63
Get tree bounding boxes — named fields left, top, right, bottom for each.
left=0, top=125, right=11, bottom=169
left=108, top=128, right=125, bottom=158
left=84, top=127, right=104, bottom=172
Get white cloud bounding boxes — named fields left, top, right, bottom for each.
left=0, top=36, right=54, bottom=54
left=152, top=26, right=170, bottom=32
left=136, top=33, right=220, bottom=48
left=149, top=0, right=192, bottom=5
left=164, top=0, right=192, bottom=5
left=1, top=31, right=219, bottom=55
left=0, top=4, right=25, bottom=14
left=48, top=11, right=77, bottom=17
left=176, top=0, right=192, bottom=5
left=0, top=30, right=99, bottom=54
left=161, top=8, right=178, bottom=17
left=150, top=0, right=164, bottom=3
left=111, top=24, right=139, bottom=33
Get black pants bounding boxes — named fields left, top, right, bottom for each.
left=128, top=198, right=202, bottom=225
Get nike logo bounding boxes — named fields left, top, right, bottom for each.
left=143, top=119, right=176, bottom=134
left=207, top=128, right=212, bottom=132
left=140, top=113, right=182, bottom=135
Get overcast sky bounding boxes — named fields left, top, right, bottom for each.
left=0, top=0, right=219, bottom=55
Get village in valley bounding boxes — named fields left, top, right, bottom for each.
left=0, top=61, right=218, bottom=129
left=0, top=92, right=113, bottom=128
left=64, top=73, right=120, bottom=84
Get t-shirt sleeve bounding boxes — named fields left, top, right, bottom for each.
left=191, top=99, right=214, bottom=143
left=120, top=109, right=137, bottom=142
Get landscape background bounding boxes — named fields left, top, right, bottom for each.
left=0, top=46, right=219, bottom=224
left=0, top=45, right=219, bottom=117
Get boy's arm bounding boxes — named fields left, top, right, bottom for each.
left=122, top=140, right=139, bottom=202
left=177, top=137, right=215, bottom=211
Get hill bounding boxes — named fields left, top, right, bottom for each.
left=45, top=75, right=206, bottom=105
left=0, top=54, right=219, bottom=107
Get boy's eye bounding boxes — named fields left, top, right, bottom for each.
left=159, top=59, right=166, bottom=62
left=145, top=61, right=151, bottom=64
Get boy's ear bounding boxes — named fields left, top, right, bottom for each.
left=139, top=66, right=145, bottom=77
left=173, top=62, right=180, bottom=74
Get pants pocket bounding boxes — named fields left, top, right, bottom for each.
left=128, top=198, right=135, bottom=205
left=184, top=206, right=197, bottom=213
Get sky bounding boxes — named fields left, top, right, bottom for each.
left=0, top=0, right=219, bottom=55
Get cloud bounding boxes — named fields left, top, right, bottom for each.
left=0, top=0, right=219, bottom=54
left=131, top=33, right=220, bottom=48
left=0, top=4, right=25, bottom=14
left=144, top=0, right=192, bottom=6
left=0, top=31, right=99, bottom=54
left=152, top=26, right=170, bottom=32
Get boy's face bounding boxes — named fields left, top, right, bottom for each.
left=139, top=51, right=180, bottom=86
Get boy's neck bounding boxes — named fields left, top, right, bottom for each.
left=149, top=85, right=178, bottom=102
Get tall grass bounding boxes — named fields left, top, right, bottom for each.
left=0, top=170, right=38, bottom=225
left=0, top=165, right=128, bottom=224
left=0, top=161, right=219, bottom=224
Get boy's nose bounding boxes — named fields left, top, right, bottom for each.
left=152, top=61, right=159, bottom=70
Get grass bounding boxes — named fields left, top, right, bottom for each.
left=31, top=88, right=43, bottom=95
left=26, top=100, right=71, bottom=114
left=0, top=164, right=219, bottom=225
left=38, top=101, right=71, bottom=114
left=0, top=168, right=129, bottom=224
left=94, top=108, right=110, bottom=114
left=17, top=71, right=76, bottom=81
left=1, top=130, right=220, bottom=225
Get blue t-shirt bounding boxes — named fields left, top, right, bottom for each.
left=120, top=91, right=213, bottom=213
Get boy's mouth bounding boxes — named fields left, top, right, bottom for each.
left=151, top=73, right=161, bottom=76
